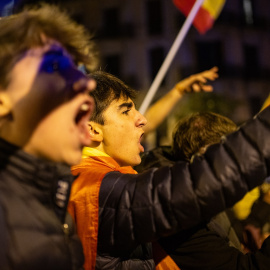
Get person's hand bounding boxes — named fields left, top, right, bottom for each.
left=174, top=66, right=219, bottom=95
left=263, top=190, right=270, bottom=204
left=261, top=183, right=270, bottom=204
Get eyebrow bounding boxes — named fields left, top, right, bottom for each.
left=117, top=102, right=133, bottom=110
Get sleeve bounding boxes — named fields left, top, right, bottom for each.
left=160, top=226, right=270, bottom=270
left=98, top=107, right=270, bottom=254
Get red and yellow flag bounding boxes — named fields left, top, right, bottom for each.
left=173, top=0, right=226, bottom=34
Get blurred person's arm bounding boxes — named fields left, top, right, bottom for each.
left=143, top=67, right=218, bottom=134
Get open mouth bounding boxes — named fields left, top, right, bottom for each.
left=75, top=100, right=93, bottom=125
left=139, top=133, right=145, bottom=152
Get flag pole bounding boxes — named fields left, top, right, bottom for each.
left=139, top=0, right=205, bottom=114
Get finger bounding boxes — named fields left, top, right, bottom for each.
left=201, top=68, right=219, bottom=80
left=192, top=83, right=201, bottom=92
left=189, top=75, right=206, bottom=84
left=202, top=70, right=219, bottom=79
left=209, top=66, right=218, bottom=72
left=201, top=74, right=218, bottom=81
left=197, top=76, right=207, bottom=83
left=201, top=85, right=213, bottom=92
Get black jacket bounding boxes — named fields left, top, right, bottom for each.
left=137, top=146, right=270, bottom=270
left=159, top=224, right=270, bottom=270
left=0, top=138, right=84, bottom=270
left=96, top=107, right=270, bottom=269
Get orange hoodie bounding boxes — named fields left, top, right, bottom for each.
left=68, top=147, right=180, bottom=270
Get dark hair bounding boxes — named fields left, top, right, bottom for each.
left=0, top=3, right=98, bottom=88
left=89, top=71, right=137, bottom=125
left=172, top=112, right=237, bottom=161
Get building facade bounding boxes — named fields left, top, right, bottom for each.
left=61, top=0, right=270, bottom=145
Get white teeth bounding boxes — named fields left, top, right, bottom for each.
left=80, top=103, right=89, bottom=111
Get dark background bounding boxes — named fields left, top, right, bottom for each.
left=2, top=0, right=270, bottom=146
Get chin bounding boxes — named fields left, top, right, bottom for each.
left=132, top=157, right=141, bottom=167
left=66, top=153, right=82, bottom=166
left=118, top=154, right=141, bottom=167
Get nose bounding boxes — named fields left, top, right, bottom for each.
left=135, top=110, right=147, bottom=128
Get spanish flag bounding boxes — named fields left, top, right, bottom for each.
left=173, top=0, right=226, bottom=34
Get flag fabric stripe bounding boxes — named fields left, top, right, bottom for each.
left=173, top=0, right=225, bottom=34
left=202, top=0, right=225, bottom=19
left=193, top=7, right=214, bottom=33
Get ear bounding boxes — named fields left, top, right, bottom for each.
left=88, top=121, right=103, bottom=143
left=0, top=92, right=12, bottom=117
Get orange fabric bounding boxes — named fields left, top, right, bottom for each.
left=68, top=154, right=136, bottom=270
left=69, top=149, right=179, bottom=270
left=153, top=242, right=181, bottom=270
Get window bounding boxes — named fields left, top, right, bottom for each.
left=103, top=55, right=121, bottom=78
left=242, top=0, right=255, bottom=25
left=146, top=0, right=163, bottom=35
left=103, top=7, right=120, bottom=37
left=243, top=44, right=259, bottom=78
left=148, top=46, right=165, bottom=84
left=196, top=41, right=223, bottom=72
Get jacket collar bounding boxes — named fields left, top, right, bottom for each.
left=81, top=147, right=137, bottom=174
left=82, top=147, right=110, bottom=159
left=0, top=138, right=75, bottom=223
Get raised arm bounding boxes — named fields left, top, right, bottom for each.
left=143, top=67, right=218, bottom=134
left=98, top=106, right=270, bottom=254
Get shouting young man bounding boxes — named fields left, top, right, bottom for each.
left=0, top=4, right=98, bottom=270
left=69, top=71, right=270, bottom=270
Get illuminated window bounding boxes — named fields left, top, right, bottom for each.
left=242, top=0, right=254, bottom=25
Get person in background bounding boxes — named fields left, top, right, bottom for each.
left=68, top=71, right=270, bottom=270
left=231, top=92, right=270, bottom=252
left=138, top=112, right=270, bottom=269
left=236, top=180, right=270, bottom=253
left=140, top=110, right=270, bottom=257
left=0, top=4, right=98, bottom=270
